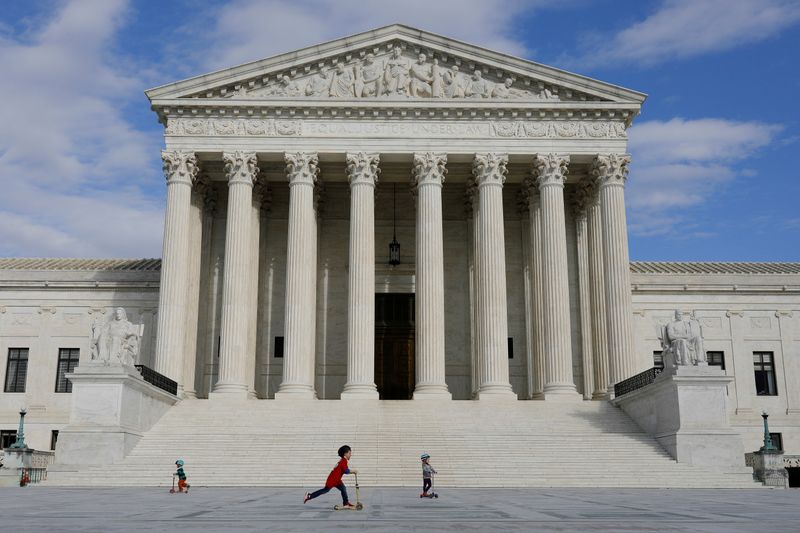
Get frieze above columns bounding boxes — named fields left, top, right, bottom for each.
left=164, top=117, right=627, bottom=140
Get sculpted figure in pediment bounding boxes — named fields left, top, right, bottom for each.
left=355, top=54, right=383, bottom=97
left=491, top=78, right=529, bottom=99
left=430, top=58, right=444, bottom=98
left=466, top=70, right=491, bottom=98
left=383, top=46, right=410, bottom=96
left=408, top=53, right=433, bottom=97
left=305, top=70, right=332, bottom=97
left=329, top=63, right=355, bottom=97
left=271, top=75, right=303, bottom=97
left=443, top=65, right=465, bottom=98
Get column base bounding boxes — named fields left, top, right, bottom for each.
left=274, top=384, right=317, bottom=400
left=340, top=383, right=379, bottom=400
left=529, top=391, right=545, bottom=400
left=413, top=385, right=452, bottom=400
left=543, top=384, right=582, bottom=401
left=476, top=384, right=517, bottom=400
left=591, top=390, right=609, bottom=401
left=182, top=389, right=197, bottom=400
left=209, top=382, right=250, bottom=401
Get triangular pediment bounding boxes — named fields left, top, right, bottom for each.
left=146, top=25, right=645, bottom=106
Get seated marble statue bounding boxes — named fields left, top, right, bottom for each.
left=660, top=310, right=707, bottom=370
left=90, top=307, right=143, bottom=367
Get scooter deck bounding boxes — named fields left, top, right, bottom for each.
left=333, top=503, right=364, bottom=510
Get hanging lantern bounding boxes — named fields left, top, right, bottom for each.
left=389, top=183, right=401, bottom=266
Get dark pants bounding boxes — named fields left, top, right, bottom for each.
left=423, top=478, right=432, bottom=493
left=309, top=483, right=349, bottom=504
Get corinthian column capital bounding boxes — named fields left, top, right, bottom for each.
left=472, top=153, right=508, bottom=186
left=162, top=150, right=198, bottom=186
left=346, top=152, right=380, bottom=186
left=223, top=151, right=259, bottom=186
left=532, top=153, right=569, bottom=187
left=413, top=152, right=448, bottom=187
left=572, top=179, right=594, bottom=218
left=284, top=152, right=320, bottom=186
left=592, top=153, right=631, bottom=187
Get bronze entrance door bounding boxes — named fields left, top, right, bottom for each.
left=375, top=293, right=415, bottom=400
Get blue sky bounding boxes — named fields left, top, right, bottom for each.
left=0, top=0, right=798, bottom=261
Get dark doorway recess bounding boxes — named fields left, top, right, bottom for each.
left=375, top=293, right=415, bottom=400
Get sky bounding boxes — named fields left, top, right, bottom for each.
left=0, top=0, right=798, bottom=261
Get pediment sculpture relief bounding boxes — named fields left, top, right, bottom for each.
left=226, top=46, right=562, bottom=101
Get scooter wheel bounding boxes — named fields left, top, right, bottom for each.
left=169, top=489, right=176, bottom=494
left=356, top=503, right=364, bottom=510
left=434, top=494, right=439, bottom=498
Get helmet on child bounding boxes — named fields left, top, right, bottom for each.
left=420, top=453, right=430, bottom=460
left=175, top=459, right=184, bottom=466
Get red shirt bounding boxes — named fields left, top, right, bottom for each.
left=325, top=457, right=349, bottom=488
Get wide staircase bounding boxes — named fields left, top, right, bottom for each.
left=48, top=399, right=757, bottom=488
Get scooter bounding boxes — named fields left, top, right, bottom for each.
left=169, top=474, right=177, bottom=494
left=420, top=473, right=439, bottom=499
left=334, top=473, right=365, bottom=510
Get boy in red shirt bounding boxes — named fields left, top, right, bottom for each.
left=304, top=445, right=358, bottom=507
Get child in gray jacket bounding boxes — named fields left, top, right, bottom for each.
left=420, top=453, right=437, bottom=497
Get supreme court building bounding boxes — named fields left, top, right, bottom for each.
left=2, top=25, right=799, bottom=487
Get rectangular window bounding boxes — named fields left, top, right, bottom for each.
left=770, top=432, right=783, bottom=452
left=4, top=348, right=29, bottom=393
left=653, top=351, right=664, bottom=371
left=51, top=430, right=60, bottom=451
left=55, top=348, right=80, bottom=393
left=0, top=430, right=17, bottom=448
left=753, top=351, right=778, bottom=396
left=707, top=351, right=725, bottom=370
left=508, top=338, right=514, bottom=359
left=274, top=336, right=284, bottom=358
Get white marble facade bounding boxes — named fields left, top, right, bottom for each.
left=1, top=26, right=799, bottom=457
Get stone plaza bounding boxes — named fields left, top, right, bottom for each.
left=1, top=25, right=799, bottom=490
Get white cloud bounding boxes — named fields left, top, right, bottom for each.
left=626, top=118, right=782, bottom=235
left=575, top=0, right=800, bottom=67
left=187, top=0, right=544, bottom=71
left=0, top=0, right=164, bottom=258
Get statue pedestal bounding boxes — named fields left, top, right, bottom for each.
left=612, top=366, right=746, bottom=469
left=750, top=450, right=788, bottom=487
left=53, top=364, right=178, bottom=466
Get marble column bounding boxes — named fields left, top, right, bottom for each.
left=519, top=193, right=535, bottom=400
left=276, top=152, right=320, bottom=399
left=196, top=191, right=217, bottom=398
left=154, top=150, right=198, bottom=388
left=524, top=180, right=545, bottom=400
left=213, top=151, right=259, bottom=398
left=473, top=153, right=515, bottom=399
left=466, top=180, right=481, bottom=398
left=585, top=180, right=610, bottom=399
left=573, top=183, right=594, bottom=400
left=533, top=153, right=579, bottom=400
left=341, top=152, right=380, bottom=399
left=182, top=176, right=209, bottom=399
left=412, top=152, right=451, bottom=399
left=592, top=153, right=639, bottom=388
left=246, top=181, right=265, bottom=399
